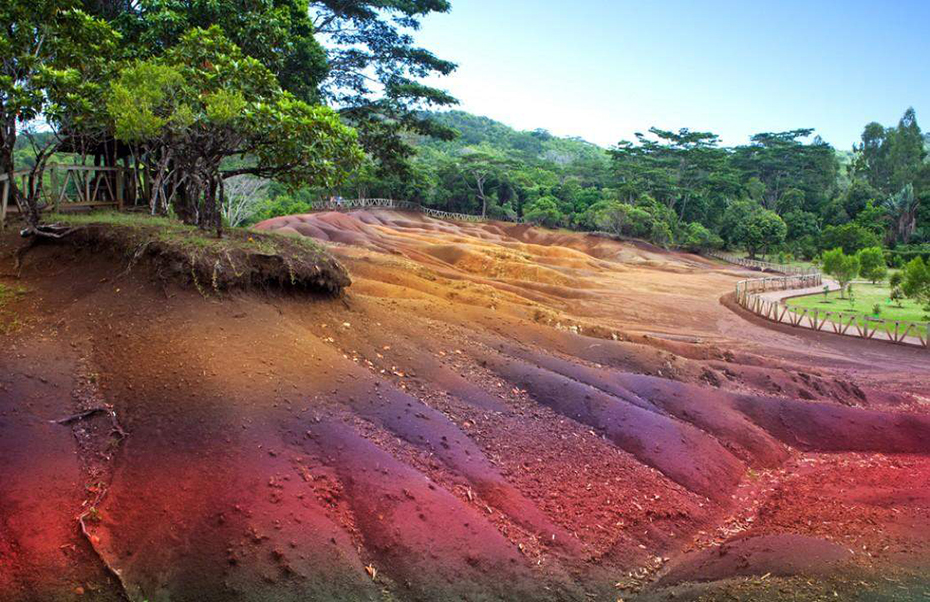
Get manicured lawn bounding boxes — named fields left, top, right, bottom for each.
left=785, top=283, right=929, bottom=338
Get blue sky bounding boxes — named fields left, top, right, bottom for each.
left=416, top=0, right=929, bottom=149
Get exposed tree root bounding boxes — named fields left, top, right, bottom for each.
left=118, top=240, right=154, bottom=279
left=52, top=405, right=128, bottom=440
left=13, top=224, right=84, bottom=275
left=54, top=399, right=132, bottom=600
left=21, top=223, right=81, bottom=240
left=78, top=488, right=134, bottom=601
left=12, top=238, right=38, bottom=275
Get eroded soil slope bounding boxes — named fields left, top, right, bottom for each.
left=1, top=209, right=929, bottom=601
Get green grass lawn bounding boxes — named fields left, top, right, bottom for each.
left=785, top=283, right=929, bottom=339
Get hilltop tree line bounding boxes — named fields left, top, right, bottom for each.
left=267, top=109, right=926, bottom=262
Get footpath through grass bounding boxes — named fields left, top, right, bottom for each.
left=785, top=283, right=929, bottom=338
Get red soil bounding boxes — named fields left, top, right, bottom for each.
left=1, top=209, right=928, bottom=601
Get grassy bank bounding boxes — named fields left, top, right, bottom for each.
left=786, top=283, right=928, bottom=338
left=0, top=282, right=28, bottom=333
left=42, top=211, right=350, bottom=294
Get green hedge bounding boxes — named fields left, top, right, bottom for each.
left=884, top=245, right=930, bottom=268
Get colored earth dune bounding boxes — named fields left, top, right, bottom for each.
left=1, top=210, right=929, bottom=601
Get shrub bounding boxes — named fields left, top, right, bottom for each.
left=650, top=221, right=673, bottom=248
left=820, top=223, right=882, bottom=255
left=523, top=196, right=563, bottom=227
left=889, top=286, right=905, bottom=308
left=856, top=246, right=887, bottom=284
left=902, top=256, right=930, bottom=309
left=678, top=222, right=722, bottom=252
left=821, top=247, right=860, bottom=299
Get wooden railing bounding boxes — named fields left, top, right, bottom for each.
left=304, top=198, right=519, bottom=224
left=712, top=251, right=927, bottom=349
left=705, top=250, right=818, bottom=276
left=733, top=271, right=927, bottom=350
left=1, top=164, right=136, bottom=227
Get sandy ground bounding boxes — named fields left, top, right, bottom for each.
left=1, top=209, right=929, bottom=601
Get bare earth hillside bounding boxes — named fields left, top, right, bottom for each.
left=2, top=209, right=929, bottom=601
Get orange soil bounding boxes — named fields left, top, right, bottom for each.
left=1, top=209, right=929, bottom=601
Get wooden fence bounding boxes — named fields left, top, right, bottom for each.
left=1, top=164, right=137, bottom=227
left=306, top=198, right=514, bottom=223
left=705, top=250, right=818, bottom=276
left=729, top=264, right=928, bottom=350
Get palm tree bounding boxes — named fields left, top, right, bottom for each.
left=882, top=183, right=919, bottom=245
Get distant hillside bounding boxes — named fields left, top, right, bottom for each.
left=415, top=110, right=610, bottom=168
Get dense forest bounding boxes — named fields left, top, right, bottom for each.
left=255, top=109, right=930, bottom=265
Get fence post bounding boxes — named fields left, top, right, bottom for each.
left=0, top=179, right=8, bottom=229
left=116, top=169, right=124, bottom=211
left=49, top=166, right=60, bottom=213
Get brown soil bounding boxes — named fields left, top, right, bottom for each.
left=1, top=209, right=928, bottom=602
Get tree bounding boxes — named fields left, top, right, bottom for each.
left=889, top=272, right=905, bottom=307
left=783, top=210, right=820, bottom=241
left=222, top=176, right=270, bottom=227
left=856, top=247, right=887, bottom=284
left=783, top=210, right=820, bottom=259
left=882, top=184, right=919, bottom=245
left=822, top=248, right=860, bottom=298
left=609, top=127, right=735, bottom=220
left=853, top=121, right=893, bottom=193
left=819, top=223, right=882, bottom=255
left=841, top=179, right=879, bottom=220
left=582, top=200, right=655, bottom=239
left=853, top=108, right=927, bottom=196
left=719, top=199, right=758, bottom=249
left=309, top=0, right=458, bottom=172
left=458, top=148, right=512, bottom=218
left=0, top=0, right=116, bottom=228
left=106, top=26, right=362, bottom=234
left=95, top=0, right=330, bottom=103
left=678, top=221, right=722, bottom=252
left=901, top=256, right=930, bottom=309
left=776, top=187, right=805, bottom=215
left=732, top=129, right=838, bottom=214
left=852, top=201, right=886, bottom=237
left=739, top=209, right=787, bottom=259
left=888, top=108, right=926, bottom=194
left=522, top=196, right=562, bottom=228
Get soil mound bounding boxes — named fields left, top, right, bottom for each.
left=2, top=210, right=929, bottom=601
left=37, top=213, right=351, bottom=294
left=658, top=534, right=854, bottom=585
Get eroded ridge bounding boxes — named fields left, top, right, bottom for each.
left=1, top=211, right=928, bottom=601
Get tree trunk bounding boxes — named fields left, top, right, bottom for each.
left=215, top=177, right=224, bottom=238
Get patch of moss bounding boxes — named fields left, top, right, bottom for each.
left=0, top=282, right=28, bottom=333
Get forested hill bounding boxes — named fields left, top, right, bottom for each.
left=252, top=107, right=929, bottom=266
left=416, top=111, right=609, bottom=167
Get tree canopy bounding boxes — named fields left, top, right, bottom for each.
left=106, top=26, right=362, bottom=231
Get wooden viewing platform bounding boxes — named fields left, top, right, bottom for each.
left=1, top=164, right=138, bottom=228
